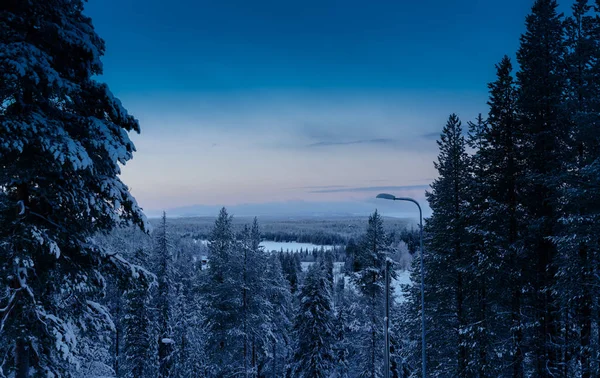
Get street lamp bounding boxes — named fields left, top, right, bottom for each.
left=376, top=193, right=426, bottom=378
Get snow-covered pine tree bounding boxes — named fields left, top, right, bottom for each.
left=554, top=1, right=600, bottom=376
left=323, top=249, right=335, bottom=292
left=331, top=278, right=350, bottom=378
left=350, top=210, right=391, bottom=378
left=422, top=114, right=472, bottom=377
left=154, top=213, right=174, bottom=378
left=263, top=253, right=293, bottom=378
left=280, top=253, right=300, bottom=294
left=470, top=56, right=524, bottom=377
left=201, top=208, right=243, bottom=377
left=239, top=218, right=272, bottom=377
left=515, top=1, right=567, bottom=374
left=170, top=238, right=198, bottom=378
left=292, top=262, right=335, bottom=378
left=0, top=1, right=148, bottom=376
left=180, top=240, right=208, bottom=378
left=123, top=248, right=154, bottom=378
left=465, top=113, right=494, bottom=377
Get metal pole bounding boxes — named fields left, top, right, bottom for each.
left=384, top=258, right=390, bottom=378
left=376, top=194, right=426, bottom=377
left=418, top=205, right=426, bottom=378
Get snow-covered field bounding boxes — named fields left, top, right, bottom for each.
left=260, top=241, right=336, bottom=252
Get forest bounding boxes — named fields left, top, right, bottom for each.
left=3, top=0, right=600, bottom=377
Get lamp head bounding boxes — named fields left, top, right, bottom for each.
left=376, top=193, right=396, bottom=201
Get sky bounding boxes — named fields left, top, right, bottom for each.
left=84, top=0, right=543, bottom=218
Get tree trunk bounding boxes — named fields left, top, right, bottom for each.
left=581, top=246, right=592, bottom=378
left=272, top=340, right=277, bottom=378
left=15, top=185, right=30, bottom=378
left=512, top=286, right=524, bottom=378
left=15, top=338, right=30, bottom=378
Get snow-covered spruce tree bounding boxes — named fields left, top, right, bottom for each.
left=201, top=207, right=243, bottom=377
left=280, top=252, right=300, bottom=295
left=122, top=248, right=154, bottom=378
left=423, top=114, right=472, bottom=377
left=553, top=1, right=600, bottom=376
left=323, top=249, right=335, bottom=292
left=263, top=252, right=293, bottom=378
left=292, top=262, right=335, bottom=378
left=171, top=237, right=202, bottom=378
left=239, top=219, right=272, bottom=377
left=465, top=114, right=493, bottom=377
left=154, top=213, right=174, bottom=378
left=331, top=278, right=350, bottom=378
left=0, top=1, right=148, bottom=377
left=469, top=56, right=525, bottom=377
left=177, top=237, right=208, bottom=378
left=515, top=1, right=567, bottom=375
left=349, top=210, right=392, bottom=378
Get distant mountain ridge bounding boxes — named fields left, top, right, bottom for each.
left=144, top=200, right=429, bottom=220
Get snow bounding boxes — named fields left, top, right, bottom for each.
left=301, top=261, right=414, bottom=305
left=260, top=241, right=336, bottom=253
left=391, top=269, right=412, bottom=304
left=197, top=240, right=336, bottom=253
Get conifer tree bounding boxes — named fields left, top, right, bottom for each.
left=516, top=1, right=566, bottom=374
left=154, top=213, right=174, bottom=378
left=350, top=210, right=391, bottom=378
left=422, top=114, right=471, bottom=377
left=464, top=113, right=495, bottom=377
left=472, top=56, right=524, bottom=377
left=555, top=1, right=600, bottom=375
left=239, top=219, right=272, bottom=377
left=0, top=1, right=148, bottom=376
left=123, top=248, right=154, bottom=378
left=171, top=239, right=199, bottom=378
left=201, top=208, right=243, bottom=376
left=331, top=278, right=351, bottom=378
left=264, top=254, right=293, bottom=378
left=292, top=263, right=335, bottom=378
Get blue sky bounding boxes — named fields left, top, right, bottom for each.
left=85, top=0, right=541, bottom=216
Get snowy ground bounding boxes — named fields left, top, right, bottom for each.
left=260, top=241, right=336, bottom=253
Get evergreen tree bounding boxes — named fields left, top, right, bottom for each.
left=516, top=1, right=566, bottom=375
left=471, top=56, right=525, bottom=377
left=239, top=219, right=272, bottom=377
left=264, top=254, right=293, bottom=378
left=201, top=208, right=243, bottom=376
left=555, top=1, right=600, bottom=376
left=0, top=1, right=148, bottom=376
left=350, top=210, right=391, bottom=378
left=154, top=213, right=174, bottom=378
left=281, top=253, right=300, bottom=294
left=423, top=114, right=471, bottom=377
left=123, top=248, right=154, bottom=378
left=331, top=278, right=351, bottom=378
left=292, top=263, right=335, bottom=378
left=171, top=239, right=199, bottom=378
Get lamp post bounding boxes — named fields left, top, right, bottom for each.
left=384, top=256, right=390, bottom=378
left=376, top=193, right=426, bottom=378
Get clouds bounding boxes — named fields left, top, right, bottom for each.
left=421, top=131, right=441, bottom=140
left=306, top=184, right=429, bottom=194
left=117, top=90, right=477, bottom=211
left=307, top=138, right=398, bottom=148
